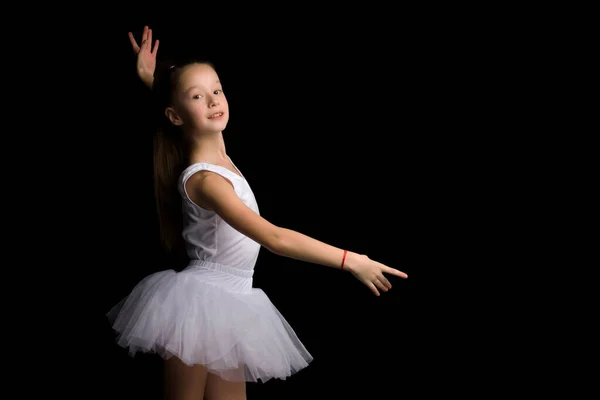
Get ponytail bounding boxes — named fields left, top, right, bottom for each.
left=153, top=124, right=186, bottom=255
left=151, top=61, right=188, bottom=256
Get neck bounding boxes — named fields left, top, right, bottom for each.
left=188, top=131, right=228, bottom=163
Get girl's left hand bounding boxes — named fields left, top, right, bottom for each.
left=346, top=252, right=408, bottom=296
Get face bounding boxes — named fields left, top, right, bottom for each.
left=166, top=63, right=229, bottom=133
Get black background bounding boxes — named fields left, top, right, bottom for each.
left=40, top=6, right=516, bottom=399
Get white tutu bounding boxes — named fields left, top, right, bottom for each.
left=107, top=261, right=313, bottom=382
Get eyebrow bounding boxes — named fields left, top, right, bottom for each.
left=184, top=81, right=221, bottom=94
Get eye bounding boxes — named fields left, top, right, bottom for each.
left=213, top=89, right=222, bottom=95
left=193, top=94, right=203, bottom=100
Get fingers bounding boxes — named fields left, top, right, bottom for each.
left=128, top=32, right=140, bottom=54
left=373, top=278, right=389, bottom=293
left=140, top=26, right=149, bottom=51
left=358, top=258, right=407, bottom=296
left=138, top=27, right=159, bottom=55
left=385, top=266, right=408, bottom=279
left=366, top=281, right=380, bottom=296
left=148, top=28, right=159, bottom=55
left=128, top=26, right=151, bottom=54
left=366, top=276, right=394, bottom=296
left=377, top=275, right=392, bottom=290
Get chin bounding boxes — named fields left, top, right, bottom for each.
left=216, top=119, right=229, bottom=130
left=215, top=117, right=230, bottom=129
left=208, top=123, right=228, bottom=133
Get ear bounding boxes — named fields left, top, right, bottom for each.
left=165, top=107, right=184, bottom=126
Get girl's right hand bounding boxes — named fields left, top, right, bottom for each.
left=128, top=25, right=159, bottom=88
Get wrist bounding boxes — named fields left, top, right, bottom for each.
left=342, top=251, right=359, bottom=273
left=138, top=70, right=154, bottom=88
left=140, top=75, right=154, bottom=89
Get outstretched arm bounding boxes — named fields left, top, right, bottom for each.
left=128, top=26, right=159, bottom=89
left=186, top=171, right=408, bottom=296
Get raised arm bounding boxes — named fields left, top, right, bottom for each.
left=187, top=171, right=408, bottom=296
left=128, top=25, right=159, bottom=89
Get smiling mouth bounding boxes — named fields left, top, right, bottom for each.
left=208, top=112, right=224, bottom=119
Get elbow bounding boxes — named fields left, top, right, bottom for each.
left=265, top=226, right=287, bottom=255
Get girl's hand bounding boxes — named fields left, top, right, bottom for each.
left=347, top=253, right=408, bottom=296
left=128, top=25, right=159, bottom=88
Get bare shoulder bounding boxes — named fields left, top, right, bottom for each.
left=185, top=170, right=234, bottom=211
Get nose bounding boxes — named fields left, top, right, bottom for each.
left=209, top=98, right=219, bottom=108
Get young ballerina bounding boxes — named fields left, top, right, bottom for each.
left=108, top=26, right=408, bottom=400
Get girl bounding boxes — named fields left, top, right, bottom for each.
left=108, top=26, right=408, bottom=400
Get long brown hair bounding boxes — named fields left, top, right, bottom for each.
left=151, top=60, right=213, bottom=256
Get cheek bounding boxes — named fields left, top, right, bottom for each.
left=174, top=102, right=196, bottom=120
left=189, top=105, right=209, bottom=119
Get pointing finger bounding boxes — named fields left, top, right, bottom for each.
left=385, top=267, right=408, bottom=279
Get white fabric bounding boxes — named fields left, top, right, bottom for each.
left=107, top=157, right=312, bottom=382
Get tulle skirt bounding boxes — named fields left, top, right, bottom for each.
left=106, top=260, right=313, bottom=382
